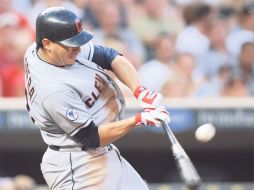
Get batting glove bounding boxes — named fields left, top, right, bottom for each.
left=134, top=86, right=162, bottom=109
left=135, top=108, right=170, bottom=127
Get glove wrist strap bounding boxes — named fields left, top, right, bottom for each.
left=135, top=113, right=142, bottom=125
left=134, top=86, right=146, bottom=98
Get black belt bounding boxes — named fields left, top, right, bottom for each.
left=48, top=144, right=113, bottom=152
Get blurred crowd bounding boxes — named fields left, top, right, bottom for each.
left=0, top=0, right=254, bottom=98
left=0, top=174, right=37, bottom=190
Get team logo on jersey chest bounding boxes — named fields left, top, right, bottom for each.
left=66, top=108, right=79, bottom=121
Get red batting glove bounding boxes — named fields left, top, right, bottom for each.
left=134, top=86, right=162, bottom=109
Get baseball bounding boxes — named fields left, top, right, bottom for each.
left=195, top=123, right=216, bottom=143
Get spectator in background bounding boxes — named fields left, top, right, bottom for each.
left=13, top=175, right=36, bottom=190
left=1, top=28, right=34, bottom=96
left=130, top=0, right=183, bottom=59
left=217, top=5, right=237, bottom=29
left=77, top=0, right=108, bottom=30
left=0, top=177, right=16, bottom=190
left=28, top=0, right=83, bottom=27
left=236, top=42, right=254, bottom=95
left=220, top=0, right=248, bottom=9
left=0, top=175, right=36, bottom=190
left=175, top=0, right=222, bottom=7
left=226, top=2, right=254, bottom=58
left=220, top=72, right=250, bottom=97
left=160, top=53, right=201, bottom=97
left=175, top=3, right=213, bottom=59
left=138, top=33, right=175, bottom=92
left=160, top=75, right=188, bottom=97
left=196, top=64, right=233, bottom=97
left=11, top=0, right=32, bottom=15
left=0, top=0, right=34, bottom=97
left=0, top=0, right=33, bottom=64
left=119, top=0, right=144, bottom=24
left=82, top=0, right=129, bottom=30
left=197, top=20, right=234, bottom=80
left=93, top=0, right=145, bottom=68
left=0, top=77, right=2, bottom=96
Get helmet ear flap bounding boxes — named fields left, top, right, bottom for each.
left=36, top=38, right=51, bottom=50
left=37, top=41, right=43, bottom=49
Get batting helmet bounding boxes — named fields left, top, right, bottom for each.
left=36, top=7, right=93, bottom=48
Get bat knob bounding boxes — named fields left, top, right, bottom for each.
left=187, top=180, right=201, bottom=190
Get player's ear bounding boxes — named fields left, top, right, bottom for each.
left=41, top=38, right=52, bottom=50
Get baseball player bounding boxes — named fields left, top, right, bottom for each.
left=24, top=7, right=170, bottom=190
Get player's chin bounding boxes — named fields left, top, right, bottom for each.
left=68, top=55, right=78, bottom=64
left=66, top=58, right=77, bottom=66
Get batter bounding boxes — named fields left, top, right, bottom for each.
left=24, top=7, right=169, bottom=190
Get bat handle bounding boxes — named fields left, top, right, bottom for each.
left=161, top=120, right=177, bottom=143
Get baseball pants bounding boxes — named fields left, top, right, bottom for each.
left=41, top=145, right=149, bottom=190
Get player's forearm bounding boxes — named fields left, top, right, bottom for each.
left=111, top=55, right=141, bottom=92
left=98, top=116, right=137, bottom=146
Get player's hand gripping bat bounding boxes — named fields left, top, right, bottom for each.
left=161, top=120, right=201, bottom=190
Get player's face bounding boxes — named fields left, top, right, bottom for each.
left=47, top=41, right=81, bottom=66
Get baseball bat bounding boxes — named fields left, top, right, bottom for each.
left=161, top=120, right=201, bottom=190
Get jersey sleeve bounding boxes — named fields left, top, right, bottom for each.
left=91, top=45, right=119, bottom=70
left=79, top=41, right=94, bottom=61
left=42, top=90, right=92, bottom=136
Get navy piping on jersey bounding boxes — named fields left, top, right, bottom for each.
left=70, top=153, right=75, bottom=190
left=88, top=42, right=92, bottom=60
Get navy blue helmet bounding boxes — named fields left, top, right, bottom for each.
left=36, top=7, right=93, bottom=48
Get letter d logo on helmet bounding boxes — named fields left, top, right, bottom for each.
left=36, top=7, right=93, bottom=48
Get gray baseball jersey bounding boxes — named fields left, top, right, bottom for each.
left=24, top=42, right=149, bottom=190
